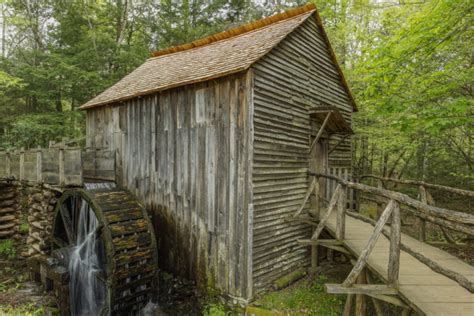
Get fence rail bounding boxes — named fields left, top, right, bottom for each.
left=0, top=147, right=115, bottom=186
left=293, top=172, right=474, bottom=298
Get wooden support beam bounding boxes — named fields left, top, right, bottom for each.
left=342, top=200, right=395, bottom=287
left=343, top=294, right=353, bottom=316
left=298, top=239, right=344, bottom=246
left=366, top=273, right=384, bottom=316
left=366, top=293, right=409, bottom=309
left=36, top=148, right=42, bottom=183
left=293, top=177, right=317, bottom=218
left=298, top=239, right=350, bottom=254
left=326, top=284, right=398, bottom=295
left=308, top=112, right=331, bottom=153
left=289, top=216, right=318, bottom=226
left=355, top=269, right=367, bottom=316
left=19, top=148, right=25, bottom=181
left=311, top=184, right=342, bottom=240
left=311, top=245, right=318, bottom=273
left=388, top=201, right=401, bottom=287
left=336, top=186, right=346, bottom=240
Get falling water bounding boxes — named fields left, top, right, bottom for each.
left=69, top=200, right=106, bottom=315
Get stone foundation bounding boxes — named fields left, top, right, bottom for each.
left=0, top=183, right=20, bottom=239
left=26, top=186, right=62, bottom=257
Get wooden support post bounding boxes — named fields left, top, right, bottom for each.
left=355, top=268, right=367, bottom=316
left=36, top=147, right=42, bottom=183
left=366, top=273, right=384, bottom=316
left=401, top=308, right=411, bottom=316
left=311, top=245, right=318, bottom=273
left=6, top=150, right=11, bottom=177
left=314, top=177, right=320, bottom=219
left=19, top=148, right=25, bottom=181
left=59, top=146, right=65, bottom=185
left=417, top=185, right=427, bottom=241
left=388, top=202, right=401, bottom=287
left=336, top=185, right=347, bottom=240
left=343, top=294, right=354, bottom=316
left=376, top=179, right=384, bottom=217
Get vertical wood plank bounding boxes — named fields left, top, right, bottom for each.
left=36, top=148, right=42, bottom=183
left=388, top=201, right=401, bottom=287
left=19, top=148, right=25, bottom=181
left=336, top=186, right=346, bottom=240
left=59, top=147, right=65, bottom=185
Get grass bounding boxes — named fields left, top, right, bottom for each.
left=0, top=303, right=45, bottom=316
left=0, top=239, right=16, bottom=259
left=252, top=275, right=345, bottom=316
left=19, top=222, right=29, bottom=234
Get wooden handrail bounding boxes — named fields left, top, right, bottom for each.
left=294, top=172, right=473, bottom=295
left=360, top=174, right=474, bottom=198
left=308, top=172, right=474, bottom=228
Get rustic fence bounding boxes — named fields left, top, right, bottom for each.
left=359, top=174, right=474, bottom=243
left=293, top=172, right=474, bottom=295
left=0, top=147, right=115, bottom=186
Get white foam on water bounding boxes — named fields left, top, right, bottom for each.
left=69, top=200, right=106, bottom=315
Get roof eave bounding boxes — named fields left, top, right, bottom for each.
left=311, top=11, right=358, bottom=112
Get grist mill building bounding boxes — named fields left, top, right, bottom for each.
left=80, top=4, right=356, bottom=301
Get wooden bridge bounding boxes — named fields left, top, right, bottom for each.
left=294, top=173, right=474, bottom=315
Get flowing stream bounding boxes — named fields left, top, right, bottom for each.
left=68, top=200, right=106, bottom=315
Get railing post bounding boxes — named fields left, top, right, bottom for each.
left=59, top=146, right=65, bottom=185
left=388, top=201, right=401, bottom=287
left=376, top=179, right=384, bottom=217
left=337, top=185, right=347, bottom=240
left=19, top=148, right=25, bottom=181
left=6, top=150, right=11, bottom=178
left=417, top=185, right=427, bottom=241
left=36, top=147, right=42, bottom=183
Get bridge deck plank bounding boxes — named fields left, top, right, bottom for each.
left=324, top=212, right=474, bottom=316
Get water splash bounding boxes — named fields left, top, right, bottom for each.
left=69, top=200, right=106, bottom=315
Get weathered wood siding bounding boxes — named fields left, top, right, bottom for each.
left=251, top=16, right=353, bottom=293
left=85, top=72, right=254, bottom=299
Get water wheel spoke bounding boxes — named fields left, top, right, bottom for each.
left=60, top=204, right=75, bottom=244
left=52, top=236, right=67, bottom=248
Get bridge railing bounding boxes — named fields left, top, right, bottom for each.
left=359, top=174, right=473, bottom=242
left=0, top=146, right=115, bottom=186
left=293, top=172, right=474, bottom=295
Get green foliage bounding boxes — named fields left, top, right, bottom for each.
left=19, top=222, right=29, bottom=234
left=0, top=111, right=84, bottom=149
left=0, top=239, right=16, bottom=259
left=0, top=0, right=471, bottom=188
left=203, top=302, right=228, bottom=316
left=0, top=303, right=45, bottom=316
left=253, top=275, right=345, bottom=315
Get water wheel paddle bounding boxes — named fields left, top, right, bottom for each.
left=51, top=187, right=158, bottom=315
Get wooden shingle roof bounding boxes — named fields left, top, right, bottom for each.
left=80, top=4, right=356, bottom=111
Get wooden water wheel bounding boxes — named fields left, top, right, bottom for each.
left=51, top=187, right=158, bottom=315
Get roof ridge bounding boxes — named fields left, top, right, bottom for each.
left=150, top=3, right=316, bottom=58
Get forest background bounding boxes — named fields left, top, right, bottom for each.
left=0, top=0, right=472, bottom=188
